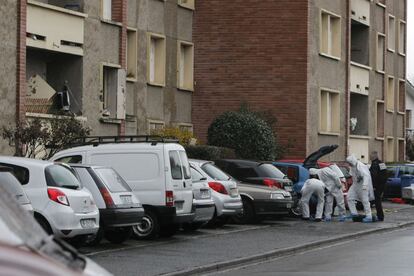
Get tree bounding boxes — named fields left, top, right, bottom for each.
left=2, top=116, right=91, bottom=160
left=208, top=106, right=282, bottom=161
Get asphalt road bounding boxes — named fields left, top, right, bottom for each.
left=85, top=203, right=414, bottom=276
left=220, top=226, right=414, bottom=276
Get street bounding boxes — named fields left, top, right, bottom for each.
left=83, top=202, right=414, bottom=276
left=221, top=226, right=414, bottom=276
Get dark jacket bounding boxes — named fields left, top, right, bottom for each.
left=369, top=159, right=387, bottom=192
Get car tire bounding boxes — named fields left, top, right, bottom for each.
left=132, top=210, right=159, bottom=240
left=233, top=198, right=256, bottom=224
left=105, top=227, right=133, bottom=244
left=159, top=224, right=179, bottom=238
left=69, top=235, right=89, bottom=248
left=182, top=222, right=204, bottom=232
left=87, top=227, right=104, bottom=246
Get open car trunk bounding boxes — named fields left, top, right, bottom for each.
left=303, top=145, right=339, bottom=169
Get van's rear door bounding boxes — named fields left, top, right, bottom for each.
left=168, top=150, right=193, bottom=215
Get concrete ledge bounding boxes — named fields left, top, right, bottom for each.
left=161, top=221, right=414, bottom=276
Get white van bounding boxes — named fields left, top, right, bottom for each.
left=51, top=137, right=195, bottom=239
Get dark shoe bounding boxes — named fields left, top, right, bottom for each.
left=314, top=218, right=322, bottom=222
left=377, top=217, right=384, bottom=222
left=302, top=217, right=310, bottom=221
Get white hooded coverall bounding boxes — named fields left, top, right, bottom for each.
left=346, top=155, right=374, bottom=218
left=301, top=172, right=326, bottom=219
left=314, top=165, right=346, bottom=219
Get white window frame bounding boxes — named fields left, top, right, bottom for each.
left=147, top=33, right=166, bottom=87
left=177, top=40, right=194, bottom=91
left=320, top=9, right=342, bottom=60
left=319, top=88, right=340, bottom=135
left=148, top=120, right=165, bottom=133
left=376, top=33, right=385, bottom=73
left=387, top=14, right=396, bottom=52
left=386, top=76, right=395, bottom=112
left=101, top=0, right=112, bottom=21
left=126, top=27, right=138, bottom=82
left=398, top=20, right=406, bottom=56
left=178, top=0, right=195, bottom=10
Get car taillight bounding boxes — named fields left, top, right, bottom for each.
left=47, top=188, right=70, bottom=206
left=166, top=191, right=174, bottom=207
left=263, top=178, right=282, bottom=189
left=99, top=187, right=115, bottom=208
left=208, top=182, right=228, bottom=195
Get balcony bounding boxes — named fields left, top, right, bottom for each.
left=350, top=0, right=370, bottom=26
left=349, top=137, right=369, bottom=163
left=350, top=62, right=370, bottom=95
left=27, top=0, right=87, bottom=56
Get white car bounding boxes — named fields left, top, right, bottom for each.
left=51, top=136, right=195, bottom=239
left=190, top=160, right=243, bottom=226
left=0, top=157, right=99, bottom=244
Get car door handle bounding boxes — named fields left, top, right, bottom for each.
left=183, top=182, right=186, bottom=188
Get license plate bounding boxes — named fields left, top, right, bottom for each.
left=120, top=195, right=132, bottom=204
left=200, top=190, right=210, bottom=199
left=286, top=204, right=291, bottom=209
left=80, top=219, right=95, bottom=229
left=230, top=188, right=239, bottom=197
left=284, top=186, right=292, bottom=192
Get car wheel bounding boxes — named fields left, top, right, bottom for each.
left=69, top=235, right=89, bottom=248
left=182, top=222, right=204, bottom=232
left=290, top=202, right=302, bottom=217
left=233, top=198, right=256, bottom=224
left=132, top=210, right=159, bottom=240
left=105, top=227, right=133, bottom=244
left=159, top=224, right=179, bottom=238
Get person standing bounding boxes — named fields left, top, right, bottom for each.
left=369, top=151, right=387, bottom=221
left=346, top=155, right=375, bottom=223
left=314, top=165, right=347, bottom=222
left=301, top=169, right=326, bottom=222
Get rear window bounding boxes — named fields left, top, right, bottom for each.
left=0, top=163, right=29, bottom=185
left=55, top=155, right=82, bottom=164
left=45, top=164, right=81, bottom=190
left=94, top=168, right=131, bottom=192
left=0, top=172, right=28, bottom=202
left=255, top=164, right=286, bottom=179
left=179, top=151, right=191, bottom=180
left=201, top=163, right=230, bottom=181
left=190, top=167, right=205, bottom=182
left=169, top=151, right=183, bottom=180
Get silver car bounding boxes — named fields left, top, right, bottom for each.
left=190, top=160, right=243, bottom=226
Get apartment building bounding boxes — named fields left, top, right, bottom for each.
left=193, top=0, right=407, bottom=162
left=0, top=0, right=195, bottom=154
left=406, top=81, right=414, bottom=134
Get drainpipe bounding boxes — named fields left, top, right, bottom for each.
left=344, top=0, right=351, bottom=159
left=117, top=0, right=127, bottom=136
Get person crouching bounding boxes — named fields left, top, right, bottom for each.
left=301, top=169, right=326, bottom=222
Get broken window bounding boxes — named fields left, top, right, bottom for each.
left=100, top=65, right=126, bottom=120
left=350, top=93, right=369, bottom=136
left=320, top=10, right=341, bottom=58
left=351, top=20, right=370, bottom=66
left=320, top=90, right=340, bottom=133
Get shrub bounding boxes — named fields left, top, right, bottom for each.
left=208, top=109, right=280, bottom=161
left=185, top=145, right=235, bottom=161
left=151, top=126, right=196, bottom=146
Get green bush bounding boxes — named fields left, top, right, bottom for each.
left=207, top=109, right=279, bottom=161
left=185, top=145, right=235, bottom=161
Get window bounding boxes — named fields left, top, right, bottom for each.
left=55, top=155, right=83, bottom=164
left=406, top=110, right=412, bottom=129
left=351, top=20, right=370, bottom=66
left=127, top=28, right=138, bottom=81
left=320, top=10, right=341, bottom=58
left=376, top=101, right=385, bottom=138
left=148, top=120, right=165, bottom=133
left=179, top=124, right=193, bottom=133
left=0, top=163, right=30, bottom=185
left=376, top=33, right=385, bottom=72
left=178, top=0, right=195, bottom=10
left=398, top=80, right=406, bottom=113
left=169, top=151, right=183, bottom=180
left=320, top=89, right=340, bottom=133
left=388, top=14, right=396, bottom=51
left=398, top=139, right=405, bottom=161
left=147, top=33, right=166, bottom=86
left=201, top=163, right=230, bottom=181
left=45, top=164, right=81, bottom=190
left=398, top=20, right=406, bottom=55
left=102, top=0, right=112, bottom=20
left=179, top=151, right=191, bottom=180
left=350, top=93, right=369, bottom=136
left=386, top=76, right=395, bottom=111
left=101, top=64, right=126, bottom=119
left=190, top=167, right=205, bottom=182
left=94, top=168, right=131, bottom=192
left=255, top=164, right=286, bottom=179
left=177, top=41, right=194, bottom=91
left=386, top=137, right=395, bottom=162
left=376, top=0, right=385, bottom=7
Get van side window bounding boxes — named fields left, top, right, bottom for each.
left=179, top=151, right=191, bottom=180
left=0, top=163, right=30, bottom=185
left=55, top=155, right=82, bottom=164
left=169, top=151, right=183, bottom=180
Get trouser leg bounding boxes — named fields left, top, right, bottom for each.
left=324, top=194, right=334, bottom=219
left=347, top=197, right=358, bottom=215
left=374, top=190, right=384, bottom=220
left=333, top=191, right=346, bottom=216
left=301, top=189, right=311, bottom=219
left=361, top=190, right=372, bottom=218
left=315, top=189, right=325, bottom=219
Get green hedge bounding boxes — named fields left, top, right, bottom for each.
left=207, top=110, right=278, bottom=161
left=185, top=145, right=235, bottom=161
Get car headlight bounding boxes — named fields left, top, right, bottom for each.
left=270, top=193, right=285, bottom=200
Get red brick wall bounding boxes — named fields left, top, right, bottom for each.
left=193, top=0, right=309, bottom=158
left=16, top=0, right=26, bottom=124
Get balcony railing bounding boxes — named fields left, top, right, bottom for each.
left=27, top=0, right=87, bottom=56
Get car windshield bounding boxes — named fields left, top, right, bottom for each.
left=201, top=163, right=230, bottom=181
left=94, top=168, right=131, bottom=192
left=256, top=164, right=286, bottom=179
left=0, top=172, right=30, bottom=204
left=45, top=164, right=81, bottom=190
left=0, top=185, right=86, bottom=271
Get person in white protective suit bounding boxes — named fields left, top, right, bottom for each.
left=313, top=165, right=347, bottom=222
left=301, top=169, right=326, bottom=222
left=346, top=155, right=375, bottom=223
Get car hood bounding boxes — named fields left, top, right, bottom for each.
left=303, top=144, right=338, bottom=169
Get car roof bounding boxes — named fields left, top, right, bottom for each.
left=218, top=159, right=261, bottom=167
left=189, top=159, right=213, bottom=166
left=0, top=156, right=53, bottom=168
left=68, top=164, right=111, bottom=169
